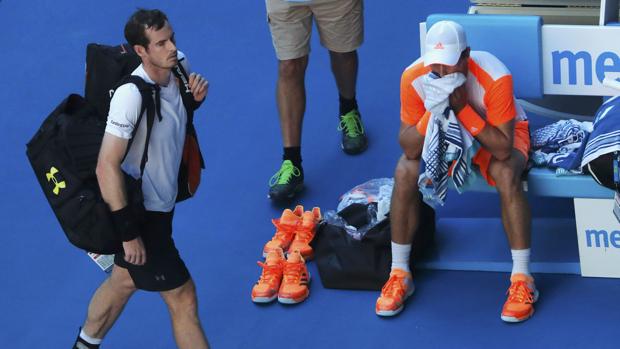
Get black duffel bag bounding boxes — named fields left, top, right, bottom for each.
left=314, top=199, right=435, bottom=290
left=26, top=92, right=153, bottom=254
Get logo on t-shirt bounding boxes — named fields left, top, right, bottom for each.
left=110, top=120, right=130, bottom=129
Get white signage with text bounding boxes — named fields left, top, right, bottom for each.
left=574, top=198, right=620, bottom=278
left=543, top=25, right=620, bottom=96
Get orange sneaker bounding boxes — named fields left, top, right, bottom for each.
left=501, top=273, right=539, bottom=323
left=277, top=251, right=310, bottom=304
left=262, top=206, right=303, bottom=258
left=288, top=207, right=322, bottom=260
left=251, top=248, right=285, bottom=303
left=375, top=269, right=415, bottom=317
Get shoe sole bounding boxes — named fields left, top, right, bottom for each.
left=252, top=294, right=277, bottom=303
left=268, top=183, right=305, bottom=201
left=376, top=283, right=416, bottom=317
left=341, top=141, right=368, bottom=155
left=277, top=272, right=311, bottom=304
left=501, top=289, right=540, bottom=323
left=277, top=290, right=310, bottom=304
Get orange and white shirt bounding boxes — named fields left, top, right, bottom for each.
left=400, top=50, right=526, bottom=128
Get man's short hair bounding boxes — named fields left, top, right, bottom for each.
left=124, top=9, right=169, bottom=48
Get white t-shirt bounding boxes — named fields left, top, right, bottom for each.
left=104, top=52, right=190, bottom=212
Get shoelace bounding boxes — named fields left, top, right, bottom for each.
left=283, top=261, right=306, bottom=284
left=338, top=110, right=365, bottom=138
left=256, top=261, right=283, bottom=285
left=506, top=281, right=534, bottom=304
left=269, top=161, right=301, bottom=186
left=293, top=226, right=315, bottom=243
left=271, top=220, right=298, bottom=243
left=381, top=274, right=408, bottom=299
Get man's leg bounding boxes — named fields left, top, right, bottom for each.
left=488, top=150, right=537, bottom=323
left=329, top=50, right=367, bottom=155
left=76, top=265, right=137, bottom=347
left=488, top=150, right=531, bottom=255
left=376, top=154, right=419, bottom=316
left=329, top=50, right=357, bottom=101
left=160, top=278, right=209, bottom=349
left=390, top=154, right=422, bottom=246
left=268, top=57, right=308, bottom=200
left=277, top=56, right=308, bottom=148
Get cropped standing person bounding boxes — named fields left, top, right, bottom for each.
left=265, top=0, right=369, bottom=201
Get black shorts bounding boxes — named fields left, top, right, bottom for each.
left=114, top=210, right=190, bottom=292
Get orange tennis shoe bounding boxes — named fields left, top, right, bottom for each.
left=262, top=206, right=303, bottom=258
left=288, top=207, right=322, bottom=260
left=501, top=273, right=539, bottom=323
left=277, top=251, right=310, bottom=304
left=375, top=269, right=415, bottom=317
left=251, top=248, right=285, bottom=303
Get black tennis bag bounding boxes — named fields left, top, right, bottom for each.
left=314, top=199, right=435, bottom=290
left=27, top=95, right=119, bottom=253
left=26, top=76, right=158, bottom=254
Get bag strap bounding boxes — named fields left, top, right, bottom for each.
left=171, top=60, right=202, bottom=123
left=172, top=60, right=205, bottom=168
left=116, top=75, right=160, bottom=178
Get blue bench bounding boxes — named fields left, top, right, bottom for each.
left=464, top=167, right=613, bottom=199
left=419, top=14, right=616, bottom=276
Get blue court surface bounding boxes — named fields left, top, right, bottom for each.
left=1, top=0, right=619, bottom=348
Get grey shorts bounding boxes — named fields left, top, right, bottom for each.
left=266, top=0, right=364, bottom=60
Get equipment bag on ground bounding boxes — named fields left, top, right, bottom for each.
left=314, top=200, right=435, bottom=290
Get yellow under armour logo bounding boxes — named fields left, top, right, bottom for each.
left=46, top=166, right=66, bottom=195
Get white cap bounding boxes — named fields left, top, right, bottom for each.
left=424, top=21, right=467, bottom=67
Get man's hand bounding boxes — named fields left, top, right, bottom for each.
left=188, top=73, right=209, bottom=102
left=123, top=237, right=146, bottom=265
left=449, top=84, right=468, bottom=114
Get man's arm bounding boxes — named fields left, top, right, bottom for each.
left=96, top=133, right=129, bottom=211
left=450, top=83, right=515, bottom=161
left=399, top=119, right=427, bottom=160
left=96, top=131, right=146, bottom=266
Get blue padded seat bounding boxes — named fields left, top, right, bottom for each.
left=454, top=168, right=614, bottom=199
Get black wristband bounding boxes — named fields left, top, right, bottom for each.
left=110, top=206, right=140, bottom=242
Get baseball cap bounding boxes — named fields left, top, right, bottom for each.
left=423, top=21, right=467, bottom=67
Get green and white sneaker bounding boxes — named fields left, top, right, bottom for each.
left=339, top=109, right=368, bottom=155
left=268, top=160, right=304, bottom=201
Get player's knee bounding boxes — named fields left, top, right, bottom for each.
left=394, top=156, right=419, bottom=188
left=491, top=161, right=521, bottom=194
left=165, top=282, right=199, bottom=317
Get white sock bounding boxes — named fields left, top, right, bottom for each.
left=511, top=248, right=531, bottom=277
left=391, top=242, right=412, bottom=274
left=80, top=329, right=102, bottom=345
